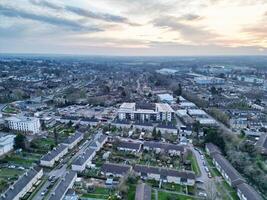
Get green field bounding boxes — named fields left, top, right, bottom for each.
left=82, top=187, right=115, bottom=199
left=158, top=191, right=195, bottom=200
left=187, top=152, right=201, bottom=176
left=0, top=168, right=24, bottom=192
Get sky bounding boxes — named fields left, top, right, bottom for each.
left=0, top=0, right=267, bottom=56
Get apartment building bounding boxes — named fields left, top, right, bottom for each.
left=72, top=148, right=96, bottom=172
left=0, top=133, right=15, bottom=156
left=118, top=102, right=174, bottom=122
left=5, top=116, right=41, bottom=134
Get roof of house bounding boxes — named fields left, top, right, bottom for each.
left=117, top=141, right=141, bottom=150
left=236, top=183, right=263, bottom=200
left=143, top=141, right=184, bottom=152
left=1, top=167, right=42, bottom=200
left=256, top=133, right=267, bottom=149
left=135, top=183, right=151, bottom=200
left=133, top=165, right=195, bottom=180
left=101, top=163, right=131, bottom=175
left=206, top=143, right=222, bottom=156
left=157, top=124, right=177, bottom=130
left=213, top=153, right=244, bottom=186
left=41, top=144, right=68, bottom=162
left=62, top=132, right=83, bottom=145
left=81, top=118, right=99, bottom=122
left=72, top=147, right=95, bottom=166
left=155, top=103, right=174, bottom=113
left=49, top=171, right=77, bottom=200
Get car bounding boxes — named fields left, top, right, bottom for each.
left=18, top=166, right=25, bottom=170
left=203, top=161, right=206, bottom=166
left=208, top=172, right=212, bottom=178
left=204, top=167, right=209, bottom=172
left=198, top=192, right=207, bottom=197
left=49, top=175, right=55, bottom=181
left=196, top=180, right=204, bottom=184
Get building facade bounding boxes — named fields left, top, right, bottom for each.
left=5, top=116, right=41, bottom=134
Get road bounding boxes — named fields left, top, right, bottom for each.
left=189, top=145, right=218, bottom=198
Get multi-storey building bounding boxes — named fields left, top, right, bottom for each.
left=5, top=116, right=41, bottom=134
left=0, top=133, right=16, bottom=156
left=118, top=103, right=174, bottom=122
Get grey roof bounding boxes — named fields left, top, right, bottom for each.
left=157, top=124, right=177, bottom=130
left=133, top=122, right=153, bottom=127
left=81, top=117, right=99, bottom=122
left=61, top=116, right=80, bottom=121
left=101, top=163, right=131, bottom=175
left=143, top=141, right=184, bottom=152
left=117, top=141, right=141, bottom=150
left=41, top=144, right=68, bottom=162
left=135, top=183, right=151, bottom=200
left=133, top=165, right=195, bottom=180
left=72, top=147, right=95, bottom=166
left=1, top=167, right=42, bottom=200
left=49, top=171, right=77, bottom=200
left=62, top=132, right=84, bottom=145
left=236, top=183, right=263, bottom=200
left=256, top=133, right=267, bottom=149
left=213, top=153, right=244, bottom=186
left=206, top=143, right=222, bottom=156
left=98, top=134, right=107, bottom=144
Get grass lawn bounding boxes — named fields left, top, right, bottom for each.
left=127, top=184, right=136, bottom=200
left=3, top=105, right=18, bottom=114
left=162, top=182, right=182, bottom=192
left=3, top=154, right=37, bottom=167
left=82, top=187, right=115, bottom=199
left=222, top=181, right=239, bottom=200
left=158, top=191, right=195, bottom=200
left=30, top=138, right=55, bottom=152
left=206, top=157, right=221, bottom=177
left=187, top=152, right=201, bottom=176
left=0, top=168, right=24, bottom=192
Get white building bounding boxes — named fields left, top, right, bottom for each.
left=0, top=133, right=16, bottom=156
left=5, top=116, right=41, bottom=134
left=118, top=102, right=174, bottom=122
left=71, top=148, right=96, bottom=172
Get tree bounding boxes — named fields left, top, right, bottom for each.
left=174, top=84, right=182, bottom=96
left=53, top=128, right=59, bottom=145
left=157, top=130, right=162, bottom=139
left=176, top=96, right=180, bottom=104
left=152, top=127, right=157, bottom=139
left=14, top=133, right=27, bottom=150
left=204, top=128, right=225, bottom=153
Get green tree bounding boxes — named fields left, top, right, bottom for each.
left=53, top=128, right=59, bottom=145
left=14, top=133, right=27, bottom=150
left=152, top=127, right=157, bottom=139
left=174, top=84, right=182, bottom=96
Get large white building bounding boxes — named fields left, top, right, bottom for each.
left=118, top=103, right=174, bottom=122
left=0, top=133, right=16, bottom=156
left=5, top=116, right=41, bottom=134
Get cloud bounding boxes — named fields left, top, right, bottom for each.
left=29, top=0, right=61, bottom=10
left=28, top=0, right=139, bottom=26
left=65, top=6, right=139, bottom=26
left=152, top=15, right=219, bottom=43
left=0, top=4, right=102, bottom=32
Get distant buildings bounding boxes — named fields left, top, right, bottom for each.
left=5, top=116, right=41, bottom=134
left=0, top=167, right=43, bottom=200
left=157, top=94, right=174, bottom=104
left=0, top=133, right=15, bottom=156
left=118, top=102, right=174, bottom=122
